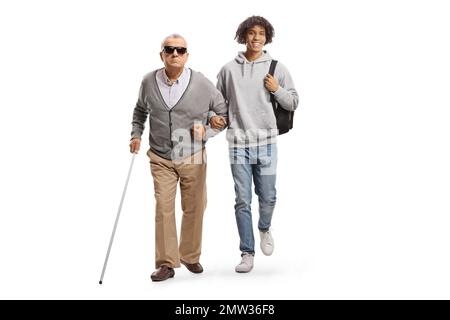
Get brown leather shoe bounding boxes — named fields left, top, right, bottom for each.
left=151, top=265, right=175, bottom=282
left=180, top=260, right=203, bottom=273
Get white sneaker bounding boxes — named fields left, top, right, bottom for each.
left=260, top=230, right=274, bottom=256
left=235, top=253, right=254, bottom=273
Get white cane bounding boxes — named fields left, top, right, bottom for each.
left=99, top=153, right=136, bottom=285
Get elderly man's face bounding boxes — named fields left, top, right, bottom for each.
left=160, top=37, right=189, bottom=69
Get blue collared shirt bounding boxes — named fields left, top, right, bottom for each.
left=155, top=67, right=191, bottom=109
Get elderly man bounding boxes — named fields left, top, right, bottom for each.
left=129, top=34, right=227, bottom=282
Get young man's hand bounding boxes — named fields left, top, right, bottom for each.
left=210, top=116, right=227, bottom=129
left=129, top=138, right=141, bottom=153
left=264, top=74, right=279, bottom=93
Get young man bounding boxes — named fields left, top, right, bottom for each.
left=130, top=34, right=227, bottom=281
left=211, top=16, right=299, bottom=273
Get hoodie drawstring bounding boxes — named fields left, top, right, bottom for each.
left=242, top=62, right=256, bottom=78
left=236, top=51, right=272, bottom=79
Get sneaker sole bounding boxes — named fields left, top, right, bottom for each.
left=261, top=244, right=274, bottom=256
left=235, top=267, right=253, bottom=273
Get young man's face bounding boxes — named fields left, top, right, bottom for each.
left=160, top=37, right=189, bottom=69
left=245, top=25, right=266, bottom=53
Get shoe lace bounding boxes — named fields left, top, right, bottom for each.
left=242, top=254, right=253, bottom=265
left=262, top=231, right=273, bottom=245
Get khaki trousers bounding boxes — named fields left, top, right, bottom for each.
left=148, top=149, right=207, bottom=269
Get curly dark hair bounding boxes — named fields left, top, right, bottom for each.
left=235, top=16, right=275, bottom=45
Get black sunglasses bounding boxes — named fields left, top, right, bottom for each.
left=163, top=46, right=187, bottom=55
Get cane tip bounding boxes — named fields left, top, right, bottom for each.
left=99, top=281, right=102, bottom=285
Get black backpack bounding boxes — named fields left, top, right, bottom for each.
left=269, top=60, right=294, bottom=135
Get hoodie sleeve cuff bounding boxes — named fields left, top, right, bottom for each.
left=272, top=86, right=283, bottom=97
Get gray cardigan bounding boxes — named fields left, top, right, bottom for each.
left=131, top=69, right=227, bottom=160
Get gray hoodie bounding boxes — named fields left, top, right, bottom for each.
left=216, top=51, right=299, bottom=147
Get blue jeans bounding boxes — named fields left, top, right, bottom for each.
left=229, top=143, right=277, bottom=255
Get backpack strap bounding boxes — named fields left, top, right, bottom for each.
left=269, top=59, right=278, bottom=76
left=269, top=60, right=278, bottom=115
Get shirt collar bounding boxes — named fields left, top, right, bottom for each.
left=163, top=68, right=186, bottom=86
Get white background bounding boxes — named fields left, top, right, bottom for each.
left=0, top=0, right=449, bottom=299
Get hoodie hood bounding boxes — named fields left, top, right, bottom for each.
left=235, top=51, right=273, bottom=77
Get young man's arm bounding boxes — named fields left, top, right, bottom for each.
left=204, top=77, right=228, bottom=140
left=208, top=70, right=228, bottom=129
left=272, top=63, right=299, bottom=112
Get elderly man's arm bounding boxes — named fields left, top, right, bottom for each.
left=129, top=81, right=148, bottom=153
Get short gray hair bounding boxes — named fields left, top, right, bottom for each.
left=161, top=34, right=187, bottom=50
